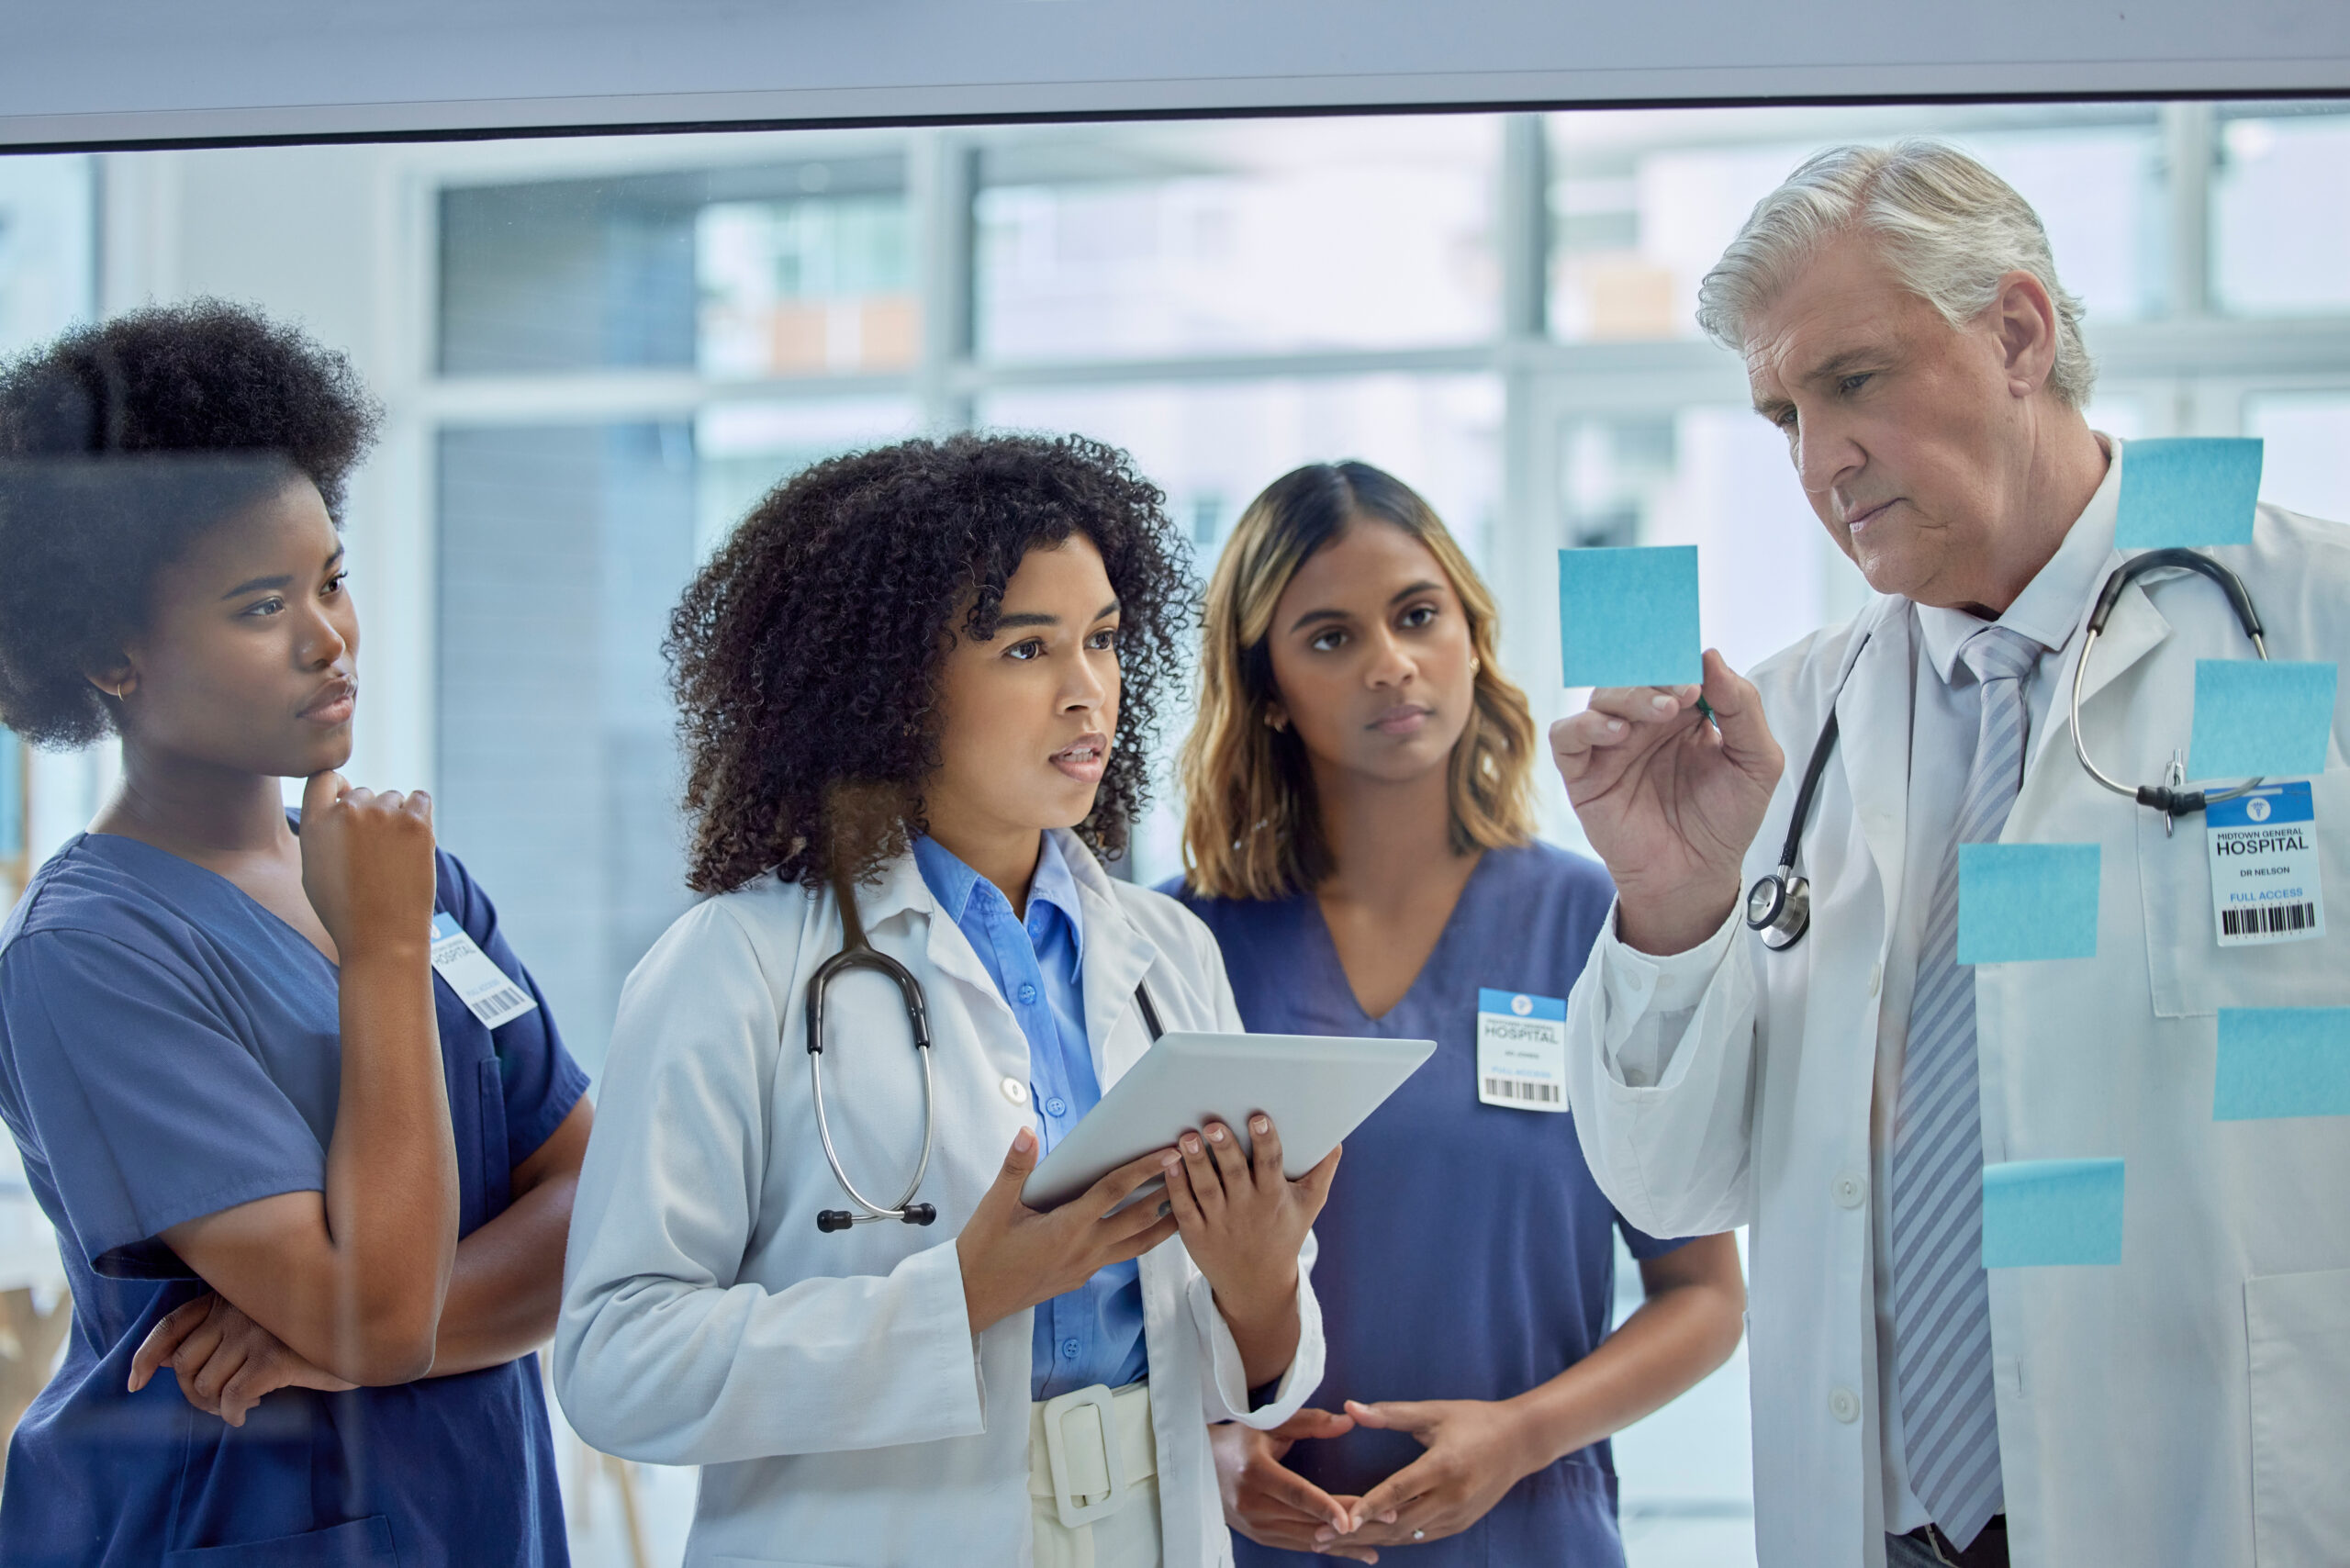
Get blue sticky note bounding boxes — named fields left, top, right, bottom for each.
left=1982, top=1159, right=2125, bottom=1268
left=2188, top=660, right=2337, bottom=780
left=2215, top=1008, right=2350, bottom=1121
left=1558, top=545, right=1701, bottom=689
left=1956, top=843, right=2099, bottom=965
left=2114, top=437, right=2263, bottom=549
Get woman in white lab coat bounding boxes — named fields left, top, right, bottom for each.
left=555, top=433, right=1337, bottom=1568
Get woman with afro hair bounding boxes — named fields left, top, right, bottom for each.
left=555, top=432, right=1337, bottom=1568
left=0, top=302, right=588, bottom=1567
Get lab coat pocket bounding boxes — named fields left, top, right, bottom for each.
left=2244, top=1268, right=2350, bottom=1567
left=161, top=1515, right=398, bottom=1567
left=2137, top=767, right=2350, bottom=1018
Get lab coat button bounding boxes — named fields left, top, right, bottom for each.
left=1832, top=1172, right=1867, bottom=1210
left=1830, top=1385, right=1861, bottom=1424
left=1002, top=1077, right=1029, bottom=1105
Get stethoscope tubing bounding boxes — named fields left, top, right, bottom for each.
left=1748, top=547, right=2270, bottom=950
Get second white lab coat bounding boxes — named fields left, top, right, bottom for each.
left=554, top=831, right=1325, bottom=1568
left=1564, top=485, right=2350, bottom=1568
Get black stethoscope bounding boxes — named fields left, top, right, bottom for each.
left=1744, top=547, right=2271, bottom=950
left=806, top=870, right=1166, bottom=1233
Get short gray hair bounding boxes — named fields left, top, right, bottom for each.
left=1695, top=140, right=2096, bottom=409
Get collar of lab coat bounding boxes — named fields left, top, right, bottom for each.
left=853, top=828, right=1160, bottom=1085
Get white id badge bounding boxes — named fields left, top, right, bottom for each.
left=2206, top=780, right=2325, bottom=947
left=1476, top=988, right=1567, bottom=1111
left=430, top=912, right=541, bottom=1028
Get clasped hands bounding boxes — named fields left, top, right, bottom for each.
left=1214, top=1396, right=1544, bottom=1562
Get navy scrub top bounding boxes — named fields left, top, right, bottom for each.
left=0, top=822, right=588, bottom=1568
left=1170, top=841, right=1689, bottom=1567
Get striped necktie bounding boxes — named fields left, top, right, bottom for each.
left=1889, top=622, right=2042, bottom=1549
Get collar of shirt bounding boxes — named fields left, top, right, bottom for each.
left=1914, top=431, right=2122, bottom=687
left=909, top=831, right=1086, bottom=967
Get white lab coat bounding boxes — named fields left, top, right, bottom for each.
left=1563, top=486, right=2350, bottom=1568
left=554, top=830, right=1325, bottom=1568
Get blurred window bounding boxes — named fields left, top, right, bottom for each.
left=977, top=118, right=1498, bottom=361
left=2215, top=108, right=2350, bottom=317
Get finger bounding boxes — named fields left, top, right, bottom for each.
left=1252, top=1455, right=1354, bottom=1533
left=129, top=1297, right=214, bottom=1393
left=219, top=1358, right=274, bottom=1427
left=1160, top=1148, right=1207, bottom=1230
left=1100, top=1213, right=1180, bottom=1265
left=1244, top=1113, right=1283, bottom=1191
left=1201, top=1120, right=1251, bottom=1193
left=405, top=789, right=434, bottom=823
left=1342, top=1398, right=1438, bottom=1435
left=1178, top=1129, right=1226, bottom=1213
left=339, top=785, right=375, bottom=810
left=978, top=1127, right=1040, bottom=1217
left=299, top=770, right=348, bottom=823
left=1547, top=707, right=1634, bottom=766
left=374, top=790, right=405, bottom=813
left=1081, top=1145, right=1185, bottom=1213
left=1349, top=1453, right=1442, bottom=1533
left=191, top=1339, right=250, bottom=1404
left=174, top=1362, right=219, bottom=1417
left=170, top=1316, right=227, bottom=1382
left=1270, top=1406, right=1357, bottom=1441
left=1102, top=1183, right=1178, bottom=1244
left=1698, top=648, right=1782, bottom=772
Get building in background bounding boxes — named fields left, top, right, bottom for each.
left=7, top=99, right=2350, bottom=1565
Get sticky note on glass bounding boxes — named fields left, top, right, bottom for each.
left=2114, top=437, right=2262, bottom=549
left=1558, top=545, right=1700, bottom=689
left=1982, top=1159, right=2124, bottom=1267
left=2215, top=1007, right=2350, bottom=1121
left=1956, top=843, right=2099, bottom=964
left=2188, top=660, right=2336, bottom=780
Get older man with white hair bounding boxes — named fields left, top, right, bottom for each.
left=1552, top=140, right=2350, bottom=1568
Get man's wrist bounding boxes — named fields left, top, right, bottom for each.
left=1615, top=883, right=1740, bottom=958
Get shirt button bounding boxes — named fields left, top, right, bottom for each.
left=1046, top=1096, right=1069, bottom=1118
left=1832, top=1171, right=1867, bottom=1210
left=1018, top=982, right=1039, bottom=1005
left=1001, top=1077, right=1029, bottom=1106
left=1830, top=1385, right=1861, bottom=1424
left=1061, top=1338, right=1080, bottom=1361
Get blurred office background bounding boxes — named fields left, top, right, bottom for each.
left=6, top=100, right=2350, bottom=1563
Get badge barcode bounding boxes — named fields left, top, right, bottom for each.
left=478, top=986, right=530, bottom=1016
left=2221, top=902, right=2316, bottom=936
left=1483, top=1077, right=1560, bottom=1104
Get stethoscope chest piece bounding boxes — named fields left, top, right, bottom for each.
left=1746, top=868, right=1812, bottom=949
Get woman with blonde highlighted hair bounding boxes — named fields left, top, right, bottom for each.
left=1165, top=462, right=1746, bottom=1565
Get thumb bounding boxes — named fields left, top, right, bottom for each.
left=300, top=770, right=347, bottom=824
left=980, top=1126, right=1040, bottom=1209
left=1698, top=649, right=1782, bottom=779
left=1343, top=1399, right=1438, bottom=1439
left=1271, top=1406, right=1356, bottom=1441
left=1299, top=1143, right=1343, bottom=1203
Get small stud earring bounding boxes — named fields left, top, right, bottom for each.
left=1469, top=656, right=1482, bottom=676
left=1265, top=711, right=1288, bottom=734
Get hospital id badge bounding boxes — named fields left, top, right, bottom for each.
left=1476, top=988, right=1567, bottom=1112
left=2205, top=781, right=2325, bottom=947
left=430, top=913, right=541, bottom=1028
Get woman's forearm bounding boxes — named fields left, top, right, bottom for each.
left=320, top=942, right=462, bottom=1378
left=427, top=1099, right=592, bottom=1377
left=1506, top=1235, right=1746, bottom=1465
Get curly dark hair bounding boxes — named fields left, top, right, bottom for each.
left=0, top=299, right=381, bottom=746
left=669, top=431, right=1192, bottom=895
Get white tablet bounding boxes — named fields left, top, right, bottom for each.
left=1020, top=1030, right=1437, bottom=1214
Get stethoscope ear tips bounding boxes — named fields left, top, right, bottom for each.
left=816, top=1209, right=856, bottom=1233
left=901, top=1204, right=937, bottom=1226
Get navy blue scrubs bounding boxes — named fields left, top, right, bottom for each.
left=1170, top=841, right=1688, bottom=1567
left=0, top=822, right=586, bottom=1567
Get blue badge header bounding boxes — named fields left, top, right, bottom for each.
left=2207, top=778, right=2314, bottom=830
left=1479, top=987, right=1565, bottom=1022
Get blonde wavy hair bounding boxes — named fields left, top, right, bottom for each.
left=1179, top=461, right=1537, bottom=901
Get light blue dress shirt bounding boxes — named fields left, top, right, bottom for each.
left=912, top=833, right=1149, bottom=1400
